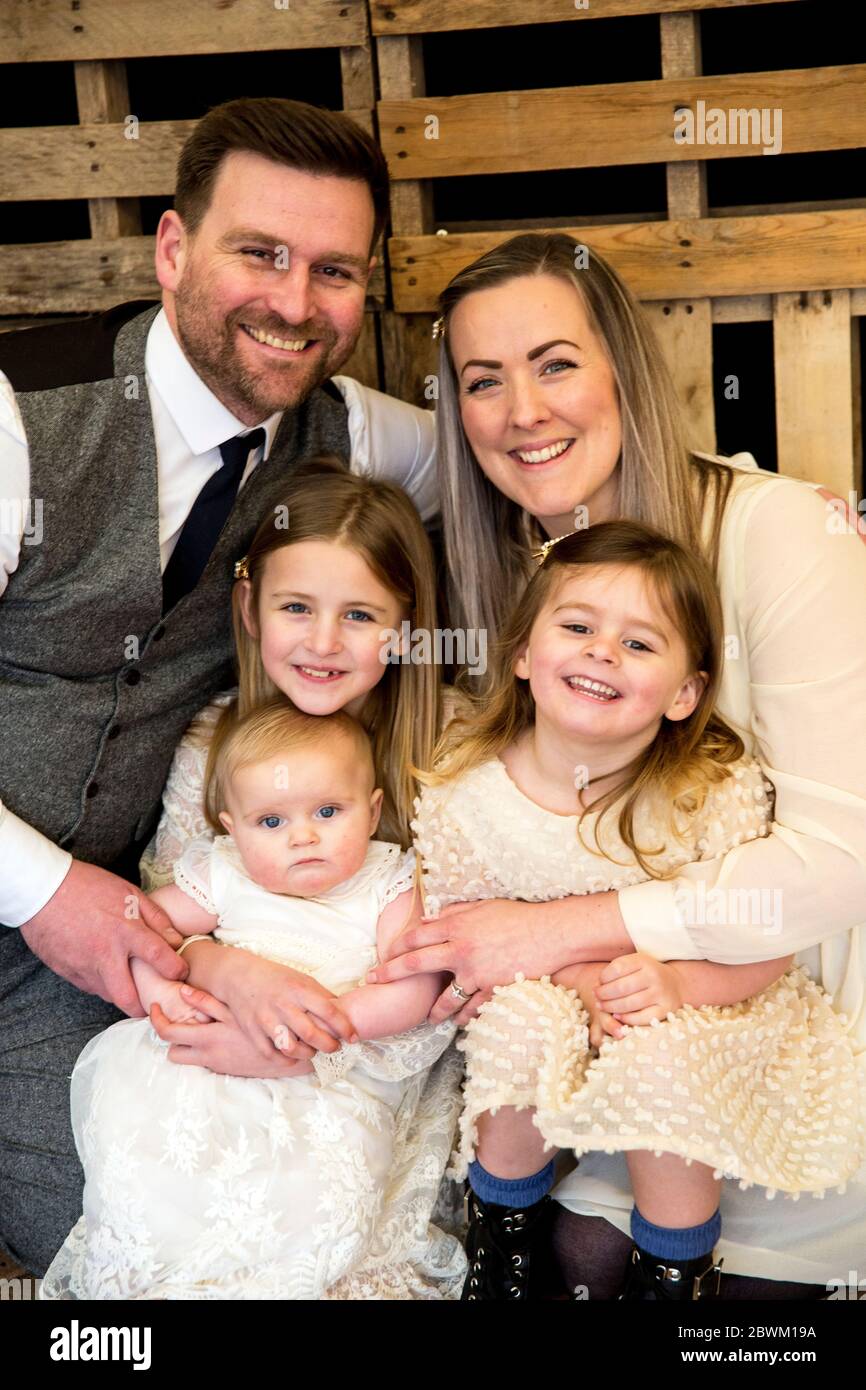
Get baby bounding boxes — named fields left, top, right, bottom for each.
left=41, top=701, right=461, bottom=1301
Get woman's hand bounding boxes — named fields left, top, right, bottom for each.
left=202, top=952, right=359, bottom=1061
left=593, top=952, right=686, bottom=1026
left=369, top=891, right=631, bottom=1023
left=150, top=990, right=317, bottom=1077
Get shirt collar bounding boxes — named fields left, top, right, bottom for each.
left=145, top=306, right=282, bottom=459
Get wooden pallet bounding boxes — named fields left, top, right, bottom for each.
left=0, top=0, right=382, bottom=387
left=373, top=0, right=864, bottom=494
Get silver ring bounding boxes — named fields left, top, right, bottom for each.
left=451, top=981, right=472, bottom=1003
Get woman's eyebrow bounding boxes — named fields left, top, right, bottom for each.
left=460, top=339, right=582, bottom=375
left=526, top=339, right=581, bottom=360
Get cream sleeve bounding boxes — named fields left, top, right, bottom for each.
left=620, top=478, right=866, bottom=964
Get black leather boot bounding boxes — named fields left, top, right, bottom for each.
left=618, top=1243, right=723, bottom=1301
left=461, top=1191, right=569, bottom=1301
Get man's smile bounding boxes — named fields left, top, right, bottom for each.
left=240, top=323, right=318, bottom=355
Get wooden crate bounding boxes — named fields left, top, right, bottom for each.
left=0, top=0, right=383, bottom=387
left=373, top=0, right=864, bottom=495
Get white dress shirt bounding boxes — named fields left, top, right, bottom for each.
left=0, top=307, right=437, bottom=925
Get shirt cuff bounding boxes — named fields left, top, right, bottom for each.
left=617, top=878, right=703, bottom=961
left=0, top=804, right=72, bottom=926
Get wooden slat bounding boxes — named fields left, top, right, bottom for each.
left=0, top=237, right=158, bottom=315
left=1, top=0, right=366, bottom=62
left=379, top=66, right=866, bottom=179
left=340, top=311, right=381, bottom=391
left=644, top=301, right=717, bottom=450
left=376, top=33, right=433, bottom=403
left=389, top=209, right=866, bottom=312
left=0, top=113, right=372, bottom=202
left=371, top=0, right=797, bottom=35
left=12, top=291, right=866, bottom=334
left=655, top=11, right=715, bottom=452
left=773, top=290, right=860, bottom=496
left=74, top=60, right=142, bottom=239
left=0, top=239, right=385, bottom=316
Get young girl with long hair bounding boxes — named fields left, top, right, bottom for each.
left=411, top=520, right=862, bottom=1300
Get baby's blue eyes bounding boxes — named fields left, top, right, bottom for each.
left=258, top=806, right=339, bottom=828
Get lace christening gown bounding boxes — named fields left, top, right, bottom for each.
left=411, top=756, right=864, bottom=1199
left=40, top=836, right=465, bottom=1301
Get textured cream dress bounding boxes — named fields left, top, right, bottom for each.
left=411, top=755, right=864, bottom=1199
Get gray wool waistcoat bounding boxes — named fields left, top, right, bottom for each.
left=0, top=302, right=349, bottom=899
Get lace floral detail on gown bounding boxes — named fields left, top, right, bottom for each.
left=413, top=756, right=865, bottom=1198
left=40, top=837, right=466, bottom=1301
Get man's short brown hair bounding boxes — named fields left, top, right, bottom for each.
left=175, top=97, right=390, bottom=251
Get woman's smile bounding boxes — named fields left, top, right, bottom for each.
left=509, top=437, right=576, bottom=468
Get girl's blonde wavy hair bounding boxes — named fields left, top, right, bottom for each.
left=203, top=455, right=439, bottom=849
left=435, top=232, right=737, bottom=647
left=423, top=520, right=744, bottom=879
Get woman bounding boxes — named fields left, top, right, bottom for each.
left=370, top=233, right=866, bottom=1297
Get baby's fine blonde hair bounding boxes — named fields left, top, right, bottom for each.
left=203, top=698, right=375, bottom=836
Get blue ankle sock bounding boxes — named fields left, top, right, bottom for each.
left=631, top=1206, right=721, bottom=1262
left=468, top=1159, right=555, bottom=1209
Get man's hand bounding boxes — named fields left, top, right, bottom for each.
left=151, top=991, right=317, bottom=1077
left=19, top=859, right=187, bottom=1016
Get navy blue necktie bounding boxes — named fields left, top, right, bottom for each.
left=162, top=428, right=265, bottom=614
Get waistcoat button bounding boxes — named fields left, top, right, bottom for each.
left=125, top=669, right=141, bottom=685
left=86, top=782, right=99, bottom=798
left=106, top=725, right=121, bottom=740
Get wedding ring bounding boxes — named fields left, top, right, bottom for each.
left=451, top=981, right=472, bottom=1003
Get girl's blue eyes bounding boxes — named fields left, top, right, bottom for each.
left=281, top=603, right=372, bottom=622
left=563, top=624, right=651, bottom=652
left=466, top=358, right=577, bottom=394
left=316, top=806, right=338, bottom=819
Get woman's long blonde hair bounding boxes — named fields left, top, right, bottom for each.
left=216, top=455, right=439, bottom=848
left=425, top=521, right=744, bottom=879
left=436, top=233, right=736, bottom=643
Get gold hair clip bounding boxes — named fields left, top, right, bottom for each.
left=531, top=529, right=582, bottom=566
left=233, top=555, right=250, bottom=580
left=431, top=315, right=446, bottom=341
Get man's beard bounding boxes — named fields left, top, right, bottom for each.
left=173, top=276, right=351, bottom=421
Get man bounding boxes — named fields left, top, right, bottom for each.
left=0, top=97, right=436, bottom=1274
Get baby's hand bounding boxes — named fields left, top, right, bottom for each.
left=551, top=962, right=625, bottom=1048
left=151, top=981, right=214, bottom=1025
left=131, top=956, right=212, bottom=1025
left=594, top=952, right=686, bottom=1028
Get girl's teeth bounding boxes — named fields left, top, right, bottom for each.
left=245, top=325, right=309, bottom=351
left=516, top=439, right=571, bottom=464
left=299, top=667, right=340, bottom=680
left=567, top=676, right=619, bottom=700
